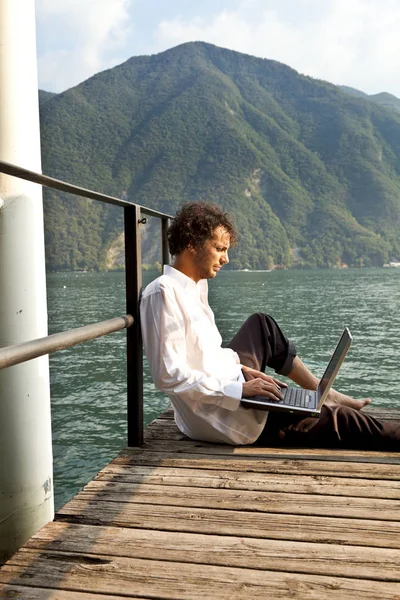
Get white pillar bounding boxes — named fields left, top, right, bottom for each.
left=0, top=0, right=54, bottom=561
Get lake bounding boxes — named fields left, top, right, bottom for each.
left=47, top=267, right=400, bottom=508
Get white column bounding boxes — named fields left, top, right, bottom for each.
left=0, top=0, right=54, bottom=561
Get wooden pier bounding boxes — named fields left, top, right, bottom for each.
left=1, top=407, right=400, bottom=599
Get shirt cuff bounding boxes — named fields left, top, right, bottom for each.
left=222, top=380, right=243, bottom=410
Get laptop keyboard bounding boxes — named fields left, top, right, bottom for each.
left=282, top=388, right=318, bottom=409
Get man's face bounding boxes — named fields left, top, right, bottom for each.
left=190, top=226, right=230, bottom=281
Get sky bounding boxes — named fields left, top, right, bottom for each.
left=35, top=0, right=400, bottom=97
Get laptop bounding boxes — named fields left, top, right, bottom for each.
left=241, top=328, right=352, bottom=417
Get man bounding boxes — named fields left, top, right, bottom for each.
left=141, top=202, right=399, bottom=449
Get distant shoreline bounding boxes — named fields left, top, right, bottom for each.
left=46, top=265, right=400, bottom=274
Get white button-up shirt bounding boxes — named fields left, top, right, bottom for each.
left=140, top=265, right=267, bottom=445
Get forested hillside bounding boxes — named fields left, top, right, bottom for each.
left=39, top=42, right=400, bottom=270
left=39, top=90, right=57, bottom=106
left=340, top=86, right=400, bottom=113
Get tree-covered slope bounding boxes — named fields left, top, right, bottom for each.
left=340, top=86, right=400, bottom=113
left=39, top=89, right=57, bottom=105
left=39, top=42, right=400, bottom=270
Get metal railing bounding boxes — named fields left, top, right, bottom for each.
left=0, top=159, right=172, bottom=446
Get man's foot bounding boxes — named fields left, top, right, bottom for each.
left=325, top=389, right=371, bottom=411
left=286, top=357, right=371, bottom=411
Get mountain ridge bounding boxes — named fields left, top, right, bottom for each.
left=39, top=42, right=400, bottom=270
left=339, top=85, right=400, bottom=113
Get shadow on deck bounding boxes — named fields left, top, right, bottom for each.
left=1, top=408, right=400, bottom=599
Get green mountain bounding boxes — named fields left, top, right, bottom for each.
left=39, top=89, right=57, bottom=105
left=339, top=86, right=369, bottom=99
left=39, top=42, right=400, bottom=270
left=340, top=86, right=400, bottom=113
left=369, top=92, right=400, bottom=113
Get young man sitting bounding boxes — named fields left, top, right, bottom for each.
left=140, top=202, right=399, bottom=449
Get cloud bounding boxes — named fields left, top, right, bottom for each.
left=36, top=0, right=132, bottom=91
left=35, top=0, right=400, bottom=95
left=153, top=0, right=400, bottom=95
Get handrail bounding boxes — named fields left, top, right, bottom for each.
left=0, top=315, right=134, bottom=370
left=0, top=160, right=172, bottom=219
left=0, top=159, right=173, bottom=447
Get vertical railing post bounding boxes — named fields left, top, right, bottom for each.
left=124, top=205, right=143, bottom=446
left=161, top=217, right=171, bottom=266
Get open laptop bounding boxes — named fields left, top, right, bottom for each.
left=241, top=328, right=352, bottom=417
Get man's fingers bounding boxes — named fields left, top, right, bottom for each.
left=260, top=381, right=283, bottom=400
left=242, top=378, right=284, bottom=400
left=269, top=377, right=287, bottom=388
left=263, top=389, right=283, bottom=402
left=274, top=378, right=288, bottom=388
left=258, top=373, right=287, bottom=388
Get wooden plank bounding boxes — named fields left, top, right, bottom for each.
left=26, top=522, right=400, bottom=582
left=95, top=464, right=400, bottom=499
left=144, top=419, right=400, bottom=442
left=112, top=451, right=400, bottom=477
left=136, top=438, right=400, bottom=463
left=152, top=407, right=173, bottom=418
left=2, top=549, right=400, bottom=600
left=57, top=500, right=400, bottom=549
left=0, top=585, right=130, bottom=599
left=2, top=406, right=399, bottom=600
left=355, top=408, right=400, bottom=420
left=156, top=407, right=400, bottom=422
left=74, top=480, right=400, bottom=521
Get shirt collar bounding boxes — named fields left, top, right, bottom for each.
left=163, top=264, right=208, bottom=295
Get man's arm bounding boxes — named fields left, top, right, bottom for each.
left=140, top=285, right=242, bottom=410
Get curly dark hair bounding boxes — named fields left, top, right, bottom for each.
left=168, top=202, right=238, bottom=256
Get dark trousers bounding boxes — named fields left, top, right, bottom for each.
left=228, top=313, right=400, bottom=451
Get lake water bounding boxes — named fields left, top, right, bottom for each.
left=47, top=268, right=400, bottom=509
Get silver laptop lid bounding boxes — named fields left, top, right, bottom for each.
left=316, top=327, right=353, bottom=409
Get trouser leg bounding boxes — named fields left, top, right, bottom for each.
left=228, top=314, right=399, bottom=451
left=257, top=405, right=400, bottom=450
left=227, top=313, right=296, bottom=375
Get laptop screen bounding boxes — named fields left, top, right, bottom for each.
left=317, top=328, right=352, bottom=400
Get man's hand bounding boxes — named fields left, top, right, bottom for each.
left=241, top=365, right=287, bottom=401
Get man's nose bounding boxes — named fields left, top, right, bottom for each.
left=221, top=251, right=229, bottom=264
